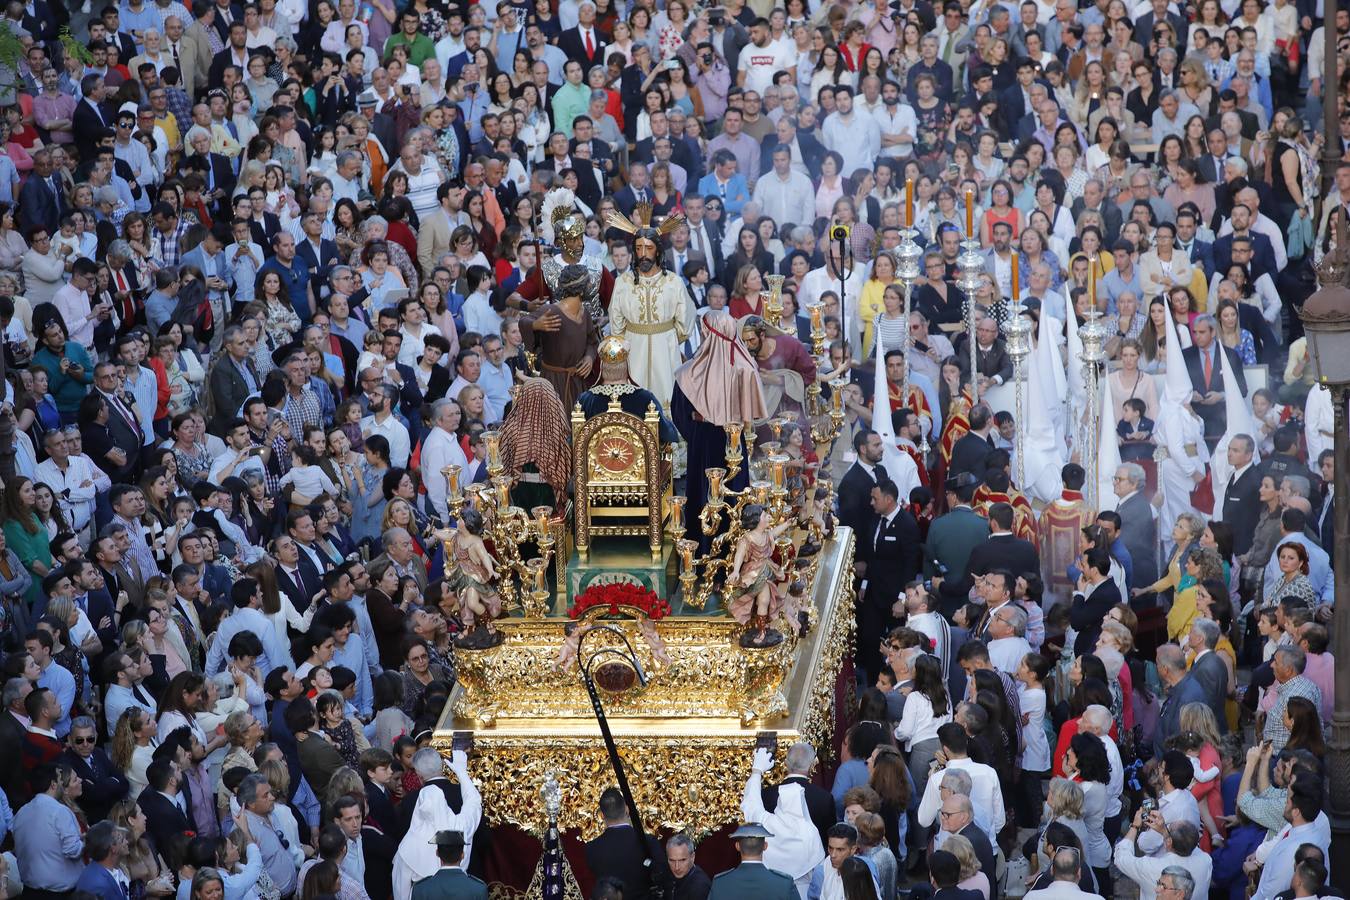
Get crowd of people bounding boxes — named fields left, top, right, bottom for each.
left=0, top=0, right=1344, bottom=896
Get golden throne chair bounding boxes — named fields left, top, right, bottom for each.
left=571, top=398, right=673, bottom=561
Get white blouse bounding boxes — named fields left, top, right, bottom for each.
left=893, top=691, right=952, bottom=751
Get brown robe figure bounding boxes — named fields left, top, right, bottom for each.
left=519, top=264, right=600, bottom=412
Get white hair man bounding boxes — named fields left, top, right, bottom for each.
left=1077, top=704, right=1124, bottom=839
left=393, top=748, right=481, bottom=900
left=738, top=745, right=826, bottom=897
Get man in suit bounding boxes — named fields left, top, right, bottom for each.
left=362, top=749, right=402, bottom=839
left=1069, top=548, right=1122, bottom=655
left=927, top=474, right=992, bottom=616
left=837, top=429, right=887, bottom=539
left=612, top=160, right=653, bottom=217
left=1315, top=450, right=1334, bottom=549
left=585, top=787, right=670, bottom=900
left=294, top=209, right=340, bottom=292
left=1154, top=644, right=1213, bottom=756
left=18, top=148, right=65, bottom=236
left=940, top=795, right=999, bottom=900
left=73, top=76, right=116, bottom=162
left=682, top=195, right=723, bottom=282
left=0, top=677, right=33, bottom=806
left=412, top=830, right=487, bottom=900
left=662, top=224, right=707, bottom=276
left=1112, top=463, right=1158, bottom=587
left=1070, top=178, right=1123, bottom=246
left=272, top=533, right=319, bottom=616
left=138, top=757, right=195, bottom=852
left=949, top=405, right=996, bottom=483
left=1182, top=314, right=1248, bottom=450
left=1174, top=208, right=1215, bottom=281
left=91, top=361, right=145, bottom=482
left=208, top=327, right=260, bottom=434
left=1023, top=847, right=1100, bottom=900
left=966, top=503, right=1040, bottom=581
left=208, top=20, right=252, bottom=88
left=1133, top=0, right=1188, bottom=51
left=1212, top=204, right=1279, bottom=276
left=858, top=479, right=921, bottom=676
left=1215, top=434, right=1261, bottom=555
left=75, top=820, right=131, bottom=900
left=759, top=742, right=835, bottom=848
left=665, top=834, right=713, bottom=900
left=709, top=823, right=796, bottom=900
left=557, top=0, right=609, bottom=68
left=1184, top=619, right=1231, bottom=730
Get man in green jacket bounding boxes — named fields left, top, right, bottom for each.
left=31, top=318, right=94, bottom=424
left=708, top=824, right=797, bottom=900
left=411, top=831, right=487, bottom=900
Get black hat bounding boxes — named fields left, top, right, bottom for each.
left=945, top=472, right=981, bottom=492
left=430, top=830, right=466, bottom=850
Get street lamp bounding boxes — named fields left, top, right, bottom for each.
left=576, top=624, right=671, bottom=900
left=1296, top=209, right=1350, bottom=883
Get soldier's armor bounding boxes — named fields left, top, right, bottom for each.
left=542, top=252, right=606, bottom=320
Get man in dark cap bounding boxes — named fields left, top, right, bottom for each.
left=411, top=831, right=487, bottom=900
left=708, top=823, right=797, bottom=900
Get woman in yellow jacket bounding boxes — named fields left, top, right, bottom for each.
left=859, top=253, right=899, bottom=357
left=1167, top=545, right=1226, bottom=643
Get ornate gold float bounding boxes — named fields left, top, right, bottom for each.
left=433, top=333, right=852, bottom=839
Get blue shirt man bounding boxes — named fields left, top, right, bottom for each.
left=260, top=231, right=315, bottom=321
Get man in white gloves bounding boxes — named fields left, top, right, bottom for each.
left=393, top=748, right=482, bottom=900
left=738, top=746, right=826, bottom=900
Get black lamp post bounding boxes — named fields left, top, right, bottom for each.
left=1297, top=210, right=1350, bottom=885
left=576, top=624, right=670, bottom=900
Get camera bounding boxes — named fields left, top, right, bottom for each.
left=922, top=579, right=934, bottom=594
left=829, top=222, right=850, bottom=241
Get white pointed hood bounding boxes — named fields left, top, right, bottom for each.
left=1021, top=310, right=1067, bottom=503
left=1210, top=336, right=1259, bottom=488
left=1096, top=353, right=1124, bottom=510
left=1160, top=296, right=1197, bottom=406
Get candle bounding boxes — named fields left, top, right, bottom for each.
left=905, top=178, right=914, bottom=228
left=964, top=189, right=974, bottom=237
left=1011, top=253, right=1019, bottom=302
left=706, top=468, right=725, bottom=503
left=807, top=302, right=824, bottom=331
left=442, top=464, right=461, bottom=499
left=532, top=505, right=553, bottom=537
left=1089, top=256, right=1098, bottom=308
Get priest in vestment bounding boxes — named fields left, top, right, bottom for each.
left=884, top=349, right=935, bottom=438
left=973, top=462, right=1038, bottom=542
left=518, top=264, right=600, bottom=412
left=741, top=315, right=818, bottom=448
left=1038, top=463, right=1095, bottom=604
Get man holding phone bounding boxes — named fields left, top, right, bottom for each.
left=209, top=418, right=269, bottom=484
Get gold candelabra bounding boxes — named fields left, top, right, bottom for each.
left=441, top=430, right=558, bottom=619
left=805, top=301, right=826, bottom=417
left=764, top=274, right=786, bottom=328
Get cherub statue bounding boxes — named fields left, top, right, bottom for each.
left=446, top=507, right=504, bottom=649
left=798, top=484, right=836, bottom=558
left=726, top=504, right=793, bottom=648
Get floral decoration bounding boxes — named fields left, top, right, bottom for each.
left=567, top=582, right=671, bottom=622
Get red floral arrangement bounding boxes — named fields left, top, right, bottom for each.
left=568, top=582, right=671, bottom=621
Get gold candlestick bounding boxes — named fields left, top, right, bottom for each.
left=484, top=429, right=503, bottom=476
left=668, top=495, right=687, bottom=540
left=751, top=481, right=772, bottom=505
left=531, top=505, right=553, bottom=539
left=442, top=464, right=462, bottom=499
left=705, top=468, right=726, bottom=506
left=768, top=454, right=789, bottom=491
left=491, top=475, right=512, bottom=509
left=676, top=538, right=700, bottom=607
left=762, top=289, right=783, bottom=328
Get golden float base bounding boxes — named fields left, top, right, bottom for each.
left=433, top=528, right=856, bottom=839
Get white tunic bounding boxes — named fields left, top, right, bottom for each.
left=608, top=268, right=696, bottom=406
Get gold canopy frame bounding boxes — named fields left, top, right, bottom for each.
left=432, top=528, right=856, bottom=839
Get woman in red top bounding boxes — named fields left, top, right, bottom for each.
left=981, top=179, right=1022, bottom=246
left=728, top=265, right=766, bottom=320
left=1051, top=663, right=1117, bottom=777
left=838, top=21, right=872, bottom=70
